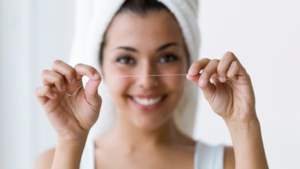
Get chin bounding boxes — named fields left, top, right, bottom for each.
left=132, top=113, right=173, bottom=132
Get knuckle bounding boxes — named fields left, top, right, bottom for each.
left=53, top=59, right=62, bottom=65
left=201, top=58, right=210, bottom=62
left=211, top=59, right=220, bottom=64
left=192, top=58, right=209, bottom=68
left=34, top=87, right=40, bottom=96
left=41, top=69, right=49, bottom=76
left=226, top=51, right=234, bottom=56
left=44, top=86, right=51, bottom=90
left=74, top=63, right=83, bottom=69
left=65, top=69, right=75, bottom=77
left=52, top=60, right=63, bottom=68
left=35, top=86, right=49, bottom=96
left=87, top=66, right=95, bottom=73
left=226, top=51, right=233, bottom=55
left=51, top=74, right=64, bottom=85
left=191, top=62, right=198, bottom=68
left=225, top=51, right=236, bottom=60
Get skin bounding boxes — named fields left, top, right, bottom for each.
left=33, top=9, right=268, bottom=169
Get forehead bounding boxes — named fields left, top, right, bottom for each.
left=105, top=10, right=185, bottom=48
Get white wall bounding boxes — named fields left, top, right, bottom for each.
left=194, top=0, right=300, bottom=169
left=0, top=0, right=299, bottom=168
left=0, top=0, right=74, bottom=168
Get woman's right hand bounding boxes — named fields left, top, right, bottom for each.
left=35, top=60, right=102, bottom=142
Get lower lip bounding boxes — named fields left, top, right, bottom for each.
left=129, top=96, right=166, bottom=111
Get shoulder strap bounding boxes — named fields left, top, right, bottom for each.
left=194, top=141, right=225, bottom=169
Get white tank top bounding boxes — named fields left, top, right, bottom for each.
left=80, top=140, right=224, bottom=169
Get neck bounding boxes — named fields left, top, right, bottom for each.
left=107, top=111, right=194, bottom=150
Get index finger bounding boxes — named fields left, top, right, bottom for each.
left=52, top=60, right=76, bottom=84
left=187, top=58, right=211, bottom=76
left=74, top=63, right=101, bottom=82
left=217, top=52, right=247, bottom=82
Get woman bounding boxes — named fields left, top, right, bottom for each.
left=34, top=0, right=268, bottom=168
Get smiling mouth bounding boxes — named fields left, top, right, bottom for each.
left=128, top=95, right=167, bottom=110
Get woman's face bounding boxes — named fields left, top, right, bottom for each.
left=102, top=10, right=188, bottom=131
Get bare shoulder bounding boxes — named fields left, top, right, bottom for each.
left=33, top=148, right=55, bottom=169
left=224, top=146, right=235, bottom=169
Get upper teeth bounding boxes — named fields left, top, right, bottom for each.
left=133, top=97, right=162, bottom=106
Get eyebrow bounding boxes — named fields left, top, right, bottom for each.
left=115, top=42, right=179, bottom=53
left=156, top=42, right=179, bottom=51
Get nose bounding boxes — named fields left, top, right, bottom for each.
left=136, top=62, right=159, bottom=89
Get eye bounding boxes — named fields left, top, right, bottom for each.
left=116, top=56, right=135, bottom=65
left=159, top=54, right=178, bottom=63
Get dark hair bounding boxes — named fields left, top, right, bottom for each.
left=99, top=0, right=169, bottom=65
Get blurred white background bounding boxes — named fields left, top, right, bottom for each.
left=0, top=0, right=299, bottom=169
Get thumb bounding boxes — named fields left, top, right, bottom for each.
left=84, top=78, right=102, bottom=110
left=187, top=74, right=217, bottom=101
left=198, top=78, right=217, bottom=101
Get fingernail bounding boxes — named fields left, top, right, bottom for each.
left=53, top=93, right=57, bottom=98
left=199, top=80, right=206, bottom=87
left=71, top=78, right=76, bottom=84
left=218, top=77, right=226, bottom=82
left=94, top=73, right=100, bottom=79
left=189, top=69, right=196, bottom=75
left=62, top=85, right=66, bottom=91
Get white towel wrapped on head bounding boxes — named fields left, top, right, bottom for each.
left=69, top=0, right=200, bottom=140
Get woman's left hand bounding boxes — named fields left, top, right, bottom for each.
left=186, top=52, right=257, bottom=124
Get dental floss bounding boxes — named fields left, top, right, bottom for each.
left=65, top=86, right=84, bottom=97
left=64, top=74, right=232, bottom=97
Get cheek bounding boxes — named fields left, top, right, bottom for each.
left=102, top=63, right=133, bottom=104
left=159, top=64, right=184, bottom=74
left=164, top=76, right=185, bottom=104
left=161, top=63, right=187, bottom=109
left=158, top=62, right=187, bottom=89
